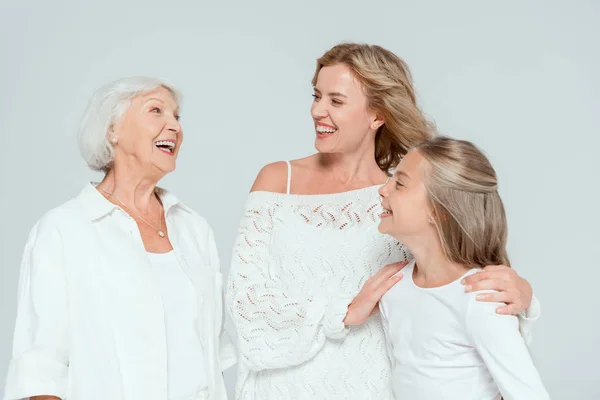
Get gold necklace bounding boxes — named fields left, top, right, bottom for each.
left=99, top=188, right=166, bottom=238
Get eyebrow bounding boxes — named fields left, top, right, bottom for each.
left=313, top=88, right=348, bottom=98
left=393, top=170, right=410, bottom=179
left=145, top=98, right=180, bottom=113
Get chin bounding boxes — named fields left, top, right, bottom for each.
left=314, top=135, right=344, bottom=154
left=379, top=221, right=407, bottom=242
left=377, top=220, right=390, bottom=235
left=153, top=162, right=176, bottom=175
left=314, top=140, right=330, bottom=153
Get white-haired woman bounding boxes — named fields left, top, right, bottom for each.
left=4, top=77, right=236, bottom=400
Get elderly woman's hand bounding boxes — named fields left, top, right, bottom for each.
left=462, top=264, right=533, bottom=315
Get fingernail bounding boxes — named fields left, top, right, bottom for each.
left=476, top=294, right=485, bottom=301
left=461, top=279, right=466, bottom=285
left=465, top=285, right=472, bottom=292
left=496, top=308, right=506, bottom=314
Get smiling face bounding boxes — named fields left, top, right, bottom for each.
left=110, top=86, right=182, bottom=176
left=310, top=63, right=383, bottom=154
left=378, top=150, right=435, bottom=242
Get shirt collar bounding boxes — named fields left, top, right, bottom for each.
left=78, top=182, right=192, bottom=221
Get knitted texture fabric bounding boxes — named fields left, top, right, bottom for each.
left=227, top=186, right=409, bottom=399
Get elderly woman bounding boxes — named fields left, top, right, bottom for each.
left=4, top=77, right=236, bottom=400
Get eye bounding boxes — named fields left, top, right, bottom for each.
left=331, top=99, right=343, bottom=106
left=395, top=181, right=404, bottom=189
left=312, top=93, right=321, bottom=101
left=174, top=115, right=181, bottom=121
left=150, top=107, right=162, bottom=114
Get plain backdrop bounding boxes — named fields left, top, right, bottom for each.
left=1, top=1, right=599, bottom=398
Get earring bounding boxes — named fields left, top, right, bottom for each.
left=110, top=137, right=118, bottom=144
left=428, top=217, right=434, bottom=223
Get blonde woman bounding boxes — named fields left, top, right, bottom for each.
left=226, top=43, right=540, bottom=399
left=4, top=77, right=236, bottom=400
left=378, top=137, right=549, bottom=399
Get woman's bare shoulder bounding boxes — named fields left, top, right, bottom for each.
left=250, top=161, right=289, bottom=193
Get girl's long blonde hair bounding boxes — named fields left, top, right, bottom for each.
left=416, top=137, right=510, bottom=268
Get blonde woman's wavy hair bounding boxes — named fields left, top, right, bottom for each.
left=312, top=42, right=435, bottom=173
left=415, top=137, right=510, bottom=268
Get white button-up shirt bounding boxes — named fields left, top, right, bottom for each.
left=4, top=183, right=237, bottom=400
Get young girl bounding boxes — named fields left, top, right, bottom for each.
left=378, top=137, right=550, bottom=399
left=227, top=42, right=539, bottom=400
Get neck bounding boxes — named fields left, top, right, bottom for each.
left=96, top=162, right=162, bottom=213
left=318, top=138, right=386, bottom=185
left=402, top=231, right=469, bottom=288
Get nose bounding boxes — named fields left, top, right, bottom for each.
left=166, top=114, right=181, bottom=133
left=311, top=98, right=328, bottom=120
left=379, top=176, right=391, bottom=198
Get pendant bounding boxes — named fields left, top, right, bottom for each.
left=157, top=230, right=166, bottom=238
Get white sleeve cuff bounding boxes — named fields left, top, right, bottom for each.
left=322, top=295, right=353, bottom=340
left=4, top=350, right=68, bottom=400
left=520, top=295, right=541, bottom=321
left=518, top=295, right=541, bottom=346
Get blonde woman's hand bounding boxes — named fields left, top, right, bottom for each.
left=462, top=264, right=533, bottom=315
left=344, top=261, right=407, bottom=326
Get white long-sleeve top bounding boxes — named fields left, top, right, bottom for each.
left=227, top=183, right=541, bottom=400
left=4, top=183, right=237, bottom=400
left=380, top=260, right=548, bottom=400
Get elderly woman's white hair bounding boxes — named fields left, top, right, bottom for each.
left=78, top=76, right=181, bottom=172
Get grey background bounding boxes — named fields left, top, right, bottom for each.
left=1, top=1, right=599, bottom=398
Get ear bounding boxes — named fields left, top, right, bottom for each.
left=427, top=203, right=439, bottom=224
left=371, top=114, right=385, bottom=131
left=429, top=207, right=449, bottom=224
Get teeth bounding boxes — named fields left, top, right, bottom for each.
left=155, top=141, right=175, bottom=153
left=155, top=140, right=175, bottom=148
left=382, top=210, right=392, bottom=214
left=316, top=126, right=336, bottom=134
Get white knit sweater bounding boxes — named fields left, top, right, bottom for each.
left=226, top=185, right=408, bottom=399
